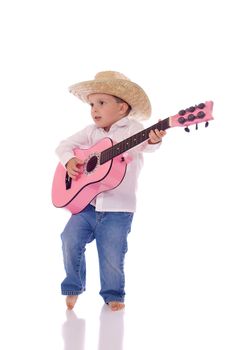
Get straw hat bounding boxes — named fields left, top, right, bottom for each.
left=69, top=71, right=152, bottom=120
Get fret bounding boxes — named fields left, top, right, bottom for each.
left=112, top=144, right=121, bottom=156
left=100, top=117, right=170, bottom=164
left=108, top=147, right=113, bottom=160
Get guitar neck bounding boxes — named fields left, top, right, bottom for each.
left=100, top=117, right=170, bottom=164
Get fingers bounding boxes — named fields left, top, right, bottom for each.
left=66, top=157, right=84, bottom=179
left=68, top=168, right=81, bottom=179
left=149, top=129, right=166, bottom=144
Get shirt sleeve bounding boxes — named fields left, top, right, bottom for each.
left=55, top=124, right=94, bottom=166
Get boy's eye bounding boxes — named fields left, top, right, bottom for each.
left=90, top=100, right=105, bottom=107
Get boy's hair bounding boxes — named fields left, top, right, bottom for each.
left=113, top=96, right=132, bottom=116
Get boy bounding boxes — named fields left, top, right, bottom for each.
left=56, top=71, right=166, bottom=311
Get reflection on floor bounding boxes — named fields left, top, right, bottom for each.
left=62, top=304, right=124, bottom=350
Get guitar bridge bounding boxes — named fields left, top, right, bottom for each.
left=65, top=172, right=72, bottom=190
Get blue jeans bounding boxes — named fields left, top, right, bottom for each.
left=61, top=205, right=134, bottom=303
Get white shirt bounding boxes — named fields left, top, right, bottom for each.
left=55, top=117, right=161, bottom=212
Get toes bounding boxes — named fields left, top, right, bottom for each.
left=109, top=302, right=125, bottom=311
left=66, top=295, right=78, bottom=310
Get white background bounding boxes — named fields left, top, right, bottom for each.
left=0, top=1, right=232, bottom=349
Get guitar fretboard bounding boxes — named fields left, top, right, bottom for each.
left=100, top=117, right=170, bottom=164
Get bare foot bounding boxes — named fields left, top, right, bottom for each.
left=108, top=301, right=125, bottom=311
left=66, top=295, right=78, bottom=310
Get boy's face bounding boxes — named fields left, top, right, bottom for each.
left=88, top=93, right=128, bottom=131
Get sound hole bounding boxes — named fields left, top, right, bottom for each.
left=86, top=155, right=98, bottom=172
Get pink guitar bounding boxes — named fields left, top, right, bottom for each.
left=52, top=101, right=214, bottom=214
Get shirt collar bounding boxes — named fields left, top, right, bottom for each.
left=102, top=116, right=130, bottom=132
left=115, top=116, right=130, bottom=127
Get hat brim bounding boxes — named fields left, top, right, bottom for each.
left=69, top=79, right=151, bottom=120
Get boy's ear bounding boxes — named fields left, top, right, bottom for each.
left=120, top=102, right=129, bottom=115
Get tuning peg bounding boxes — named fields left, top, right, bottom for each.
left=178, top=109, right=186, bottom=116
left=197, top=111, right=205, bottom=119
left=187, top=106, right=196, bottom=112
left=184, top=127, right=190, bottom=132
left=187, top=114, right=195, bottom=121
left=197, top=103, right=205, bottom=109
left=205, top=121, right=209, bottom=127
left=178, top=116, right=186, bottom=124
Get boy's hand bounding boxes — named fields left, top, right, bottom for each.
left=66, top=157, right=84, bottom=179
left=148, top=129, right=166, bottom=144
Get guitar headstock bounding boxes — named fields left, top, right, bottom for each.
left=170, top=101, right=214, bottom=131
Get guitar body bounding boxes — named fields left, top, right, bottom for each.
left=52, top=138, right=128, bottom=214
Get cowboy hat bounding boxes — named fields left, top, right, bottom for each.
left=68, top=71, right=152, bottom=120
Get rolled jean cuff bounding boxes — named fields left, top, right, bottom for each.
left=105, top=297, right=125, bottom=304
left=61, top=290, right=84, bottom=296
